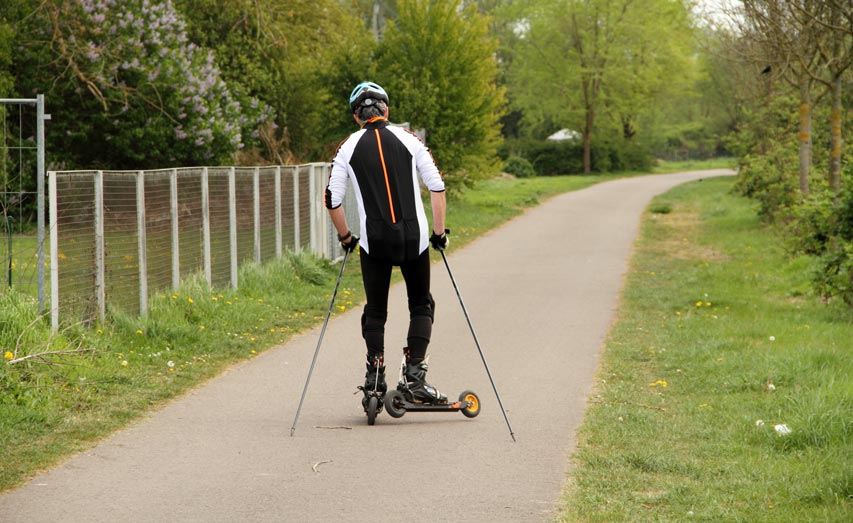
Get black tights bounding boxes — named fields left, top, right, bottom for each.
left=360, top=248, right=434, bottom=365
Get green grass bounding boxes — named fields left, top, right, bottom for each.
left=558, top=176, right=852, bottom=522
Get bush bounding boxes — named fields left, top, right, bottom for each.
left=503, top=156, right=537, bottom=178
left=503, top=137, right=651, bottom=176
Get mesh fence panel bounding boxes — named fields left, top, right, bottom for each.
left=258, top=167, right=277, bottom=263
left=207, top=168, right=231, bottom=288
left=297, top=165, right=311, bottom=250
left=55, top=172, right=97, bottom=324
left=280, top=166, right=296, bottom=251
left=177, top=168, right=204, bottom=280
left=234, top=168, right=255, bottom=265
left=102, top=171, right=140, bottom=316
left=144, top=171, right=173, bottom=297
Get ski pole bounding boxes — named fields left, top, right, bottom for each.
left=290, top=248, right=351, bottom=437
left=439, top=248, right=516, bottom=442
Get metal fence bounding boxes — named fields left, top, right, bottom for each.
left=1, top=96, right=48, bottom=309
left=48, top=164, right=359, bottom=329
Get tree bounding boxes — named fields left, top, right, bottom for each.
left=510, top=0, right=695, bottom=173
left=375, top=0, right=505, bottom=187
left=174, top=0, right=372, bottom=163
left=11, top=0, right=272, bottom=169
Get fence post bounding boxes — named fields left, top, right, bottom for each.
left=274, top=166, right=282, bottom=258
left=201, top=167, right=211, bottom=284
left=293, top=167, right=300, bottom=251
left=229, top=166, right=238, bottom=289
left=136, top=171, right=148, bottom=315
left=170, top=168, right=179, bottom=290
left=253, top=166, right=261, bottom=263
left=37, top=94, right=48, bottom=313
left=49, top=171, right=59, bottom=330
left=94, top=170, right=105, bottom=324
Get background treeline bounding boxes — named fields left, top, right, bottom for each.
left=0, top=1, right=850, bottom=302
left=1, top=0, right=731, bottom=181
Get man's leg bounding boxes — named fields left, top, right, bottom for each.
left=398, top=250, right=446, bottom=402
left=359, top=249, right=391, bottom=393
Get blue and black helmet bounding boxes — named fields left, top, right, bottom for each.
left=349, top=81, right=389, bottom=112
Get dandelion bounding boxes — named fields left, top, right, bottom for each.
left=187, top=297, right=194, bottom=304
left=705, top=302, right=711, bottom=307
left=755, top=419, right=765, bottom=426
left=4, top=351, right=13, bottom=360
left=136, top=329, right=143, bottom=335
left=251, top=350, right=257, bottom=355
left=769, top=336, right=776, bottom=342
left=121, top=360, right=129, bottom=367
left=695, top=301, right=703, bottom=307
left=766, top=383, right=776, bottom=391
left=97, top=328, right=104, bottom=334
left=649, top=380, right=668, bottom=388
left=675, top=311, right=681, bottom=316
left=167, top=360, right=175, bottom=368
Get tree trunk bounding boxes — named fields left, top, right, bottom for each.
left=829, top=74, right=843, bottom=192
left=798, top=75, right=812, bottom=194
left=583, top=106, right=594, bottom=174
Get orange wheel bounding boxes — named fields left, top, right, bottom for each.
left=459, top=390, right=480, bottom=418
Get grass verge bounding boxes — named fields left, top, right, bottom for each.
left=559, top=176, right=851, bottom=522
left=1, top=163, right=696, bottom=492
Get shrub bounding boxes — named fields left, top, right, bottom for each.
left=503, top=156, right=536, bottom=178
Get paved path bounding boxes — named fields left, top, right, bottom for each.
left=0, top=170, right=733, bottom=523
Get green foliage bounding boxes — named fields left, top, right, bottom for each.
left=509, top=0, right=699, bottom=166
left=375, top=0, right=505, bottom=189
left=503, top=155, right=536, bottom=178
left=502, top=137, right=651, bottom=176
left=175, top=0, right=371, bottom=163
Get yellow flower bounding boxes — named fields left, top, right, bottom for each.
left=695, top=301, right=703, bottom=307
left=649, top=380, right=668, bottom=388
left=4, top=351, right=13, bottom=360
left=97, top=328, right=104, bottom=334
left=136, top=329, right=143, bottom=335
left=675, top=311, right=681, bottom=316
left=187, top=297, right=194, bottom=304
left=121, top=360, right=129, bottom=367
left=251, top=350, right=257, bottom=355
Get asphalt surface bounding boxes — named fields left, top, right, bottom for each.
left=0, top=170, right=734, bottom=523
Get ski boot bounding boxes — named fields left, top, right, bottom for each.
left=357, top=355, right=386, bottom=425
left=397, top=359, right=447, bottom=405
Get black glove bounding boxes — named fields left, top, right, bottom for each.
left=429, top=229, right=449, bottom=251
left=339, top=231, right=359, bottom=252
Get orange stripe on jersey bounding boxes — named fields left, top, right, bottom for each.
left=374, top=129, right=397, bottom=223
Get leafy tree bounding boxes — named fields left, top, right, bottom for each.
left=375, top=0, right=505, bottom=188
left=174, top=0, right=372, bottom=163
left=509, top=0, right=696, bottom=172
left=10, top=0, right=272, bottom=169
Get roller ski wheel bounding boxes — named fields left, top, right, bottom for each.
left=459, top=390, right=481, bottom=418
left=359, top=389, right=385, bottom=425
left=383, top=388, right=480, bottom=419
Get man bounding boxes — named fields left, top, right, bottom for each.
left=324, top=81, right=449, bottom=409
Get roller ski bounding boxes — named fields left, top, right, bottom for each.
left=383, top=358, right=480, bottom=419
left=357, top=355, right=386, bottom=425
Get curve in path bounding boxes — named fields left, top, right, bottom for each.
left=0, top=170, right=734, bottom=523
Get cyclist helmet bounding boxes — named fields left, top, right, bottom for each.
left=349, top=81, right=389, bottom=112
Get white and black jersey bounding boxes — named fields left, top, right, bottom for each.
left=325, top=118, right=445, bottom=264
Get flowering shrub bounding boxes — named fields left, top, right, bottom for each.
left=42, top=0, right=272, bottom=166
